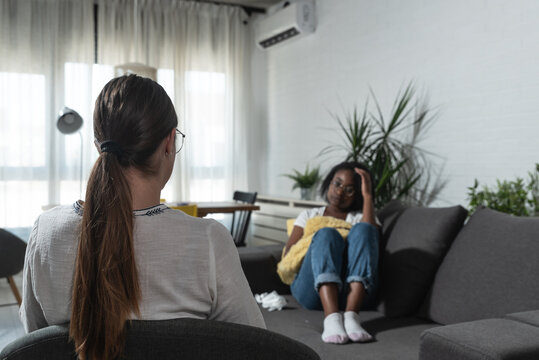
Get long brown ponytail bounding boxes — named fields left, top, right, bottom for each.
left=70, top=75, right=178, bottom=360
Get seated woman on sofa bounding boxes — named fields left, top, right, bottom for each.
left=284, top=161, right=379, bottom=344
left=20, top=75, right=265, bottom=360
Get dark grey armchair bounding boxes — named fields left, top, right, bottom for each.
left=0, top=318, right=320, bottom=360
left=0, top=228, right=27, bottom=306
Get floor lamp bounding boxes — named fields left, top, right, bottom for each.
left=57, top=107, right=84, bottom=199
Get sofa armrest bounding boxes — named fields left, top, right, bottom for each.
left=419, top=317, right=539, bottom=360
left=238, top=245, right=291, bottom=295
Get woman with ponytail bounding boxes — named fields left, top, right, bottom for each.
left=20, top=75, right=265, bottom=359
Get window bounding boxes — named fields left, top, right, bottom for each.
left=184, top=71, right=227, bottom=202
left=0, top=65, right=230, bottom=229
left=0, top=72, right=47, bottom=228
left=0, top=64, right=113, bottom=228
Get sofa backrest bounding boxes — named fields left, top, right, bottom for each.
left=239, top=244, right=291, bottom=295
left=420, top=207, right=539, bottom=325
left=0, top=318, right=320, bottom=360
left=377, top=200, right=468, bottom=317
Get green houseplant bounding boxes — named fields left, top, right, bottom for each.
left=321, top=83, right=445, bottom=209
left=467, top=164, right=539, bottom=216
left=283, top=165, right=321, bottom=201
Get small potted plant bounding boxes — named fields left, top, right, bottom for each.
left=283, top=164, right=321, bottom=201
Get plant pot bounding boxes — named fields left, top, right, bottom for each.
left=300, top=187, right=316, bottom=201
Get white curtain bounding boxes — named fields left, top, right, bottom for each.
left=0, top=0, right=95, bottom=232
left=0, top=0, right=252, bottom=231
left=98, top=0, right=251, bottom=203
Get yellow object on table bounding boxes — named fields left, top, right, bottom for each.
left=168, top=203, right=198, bottom=217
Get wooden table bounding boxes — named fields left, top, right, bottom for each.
left=195, top=202, right=260, bottom=218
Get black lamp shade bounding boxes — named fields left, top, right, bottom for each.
left=57, top=107, right=83, bottom=134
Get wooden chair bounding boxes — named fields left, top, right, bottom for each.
left=0, top=228, right=27, bottom=306
left=231, top=191, right=257, bottom=247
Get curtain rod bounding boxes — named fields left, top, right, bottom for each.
left=93, top=0, right=267, bottom=15
left=190, top=0, right=266, bottom=15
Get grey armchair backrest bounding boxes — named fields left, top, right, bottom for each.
left=0, top=228, right=26, bottom=278
left=0, top=318, right=321, bottom=360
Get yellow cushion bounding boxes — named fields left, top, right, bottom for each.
left=277, top=216, right=352, bottom=285
left=286, top=218, right=296, bottom=236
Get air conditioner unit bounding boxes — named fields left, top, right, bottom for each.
left=255, top=0, right=316, bottom=50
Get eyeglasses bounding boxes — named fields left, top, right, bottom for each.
left=331, top=180, right=355, bottom=197
left=175, top=129, right=186, bottom=154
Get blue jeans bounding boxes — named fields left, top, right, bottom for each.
left=290, top=222, right=379, bottom=311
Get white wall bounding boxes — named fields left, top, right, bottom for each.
left=248, top=0, right=539, bottom=207
left=246, top=17, right=270, bottom=196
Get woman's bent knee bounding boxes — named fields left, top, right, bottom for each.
left=311, top=228, right=346, bottom=251
left=314, top=227, right=341, bottom=238
left=349, top=222, right=378, bottom=237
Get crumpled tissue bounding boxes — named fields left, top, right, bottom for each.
left=255, top=291, right=287, bottom=311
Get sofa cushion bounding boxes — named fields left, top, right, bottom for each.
left=377, top=201, right=468, bottom=317
left=419, top=318, right=539, bottom=360
left=376, top=199, right=409, bottom=251
left=422, top=207, right=539, bottom=325
left=262, top=295, right=438, bottom=360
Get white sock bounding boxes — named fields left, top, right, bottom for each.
left=321, top=312, right=349, bottom=344
left=343, top=311, right=373, bottom=343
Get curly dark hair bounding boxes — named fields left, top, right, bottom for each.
left=319, top=161, right=372, bottom=212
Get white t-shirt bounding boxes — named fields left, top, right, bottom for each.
left=293, top=206, right=381, bottom=228
left=20, top=202, right=265, bottom=333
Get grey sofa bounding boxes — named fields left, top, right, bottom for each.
left=239, top=200, right=539, bottom=360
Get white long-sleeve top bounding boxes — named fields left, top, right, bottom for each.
left=20, top=202, right=265, bottom=333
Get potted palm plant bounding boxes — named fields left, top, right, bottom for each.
left=283, top=164, right=321, bottom=201
left=321, top=82, right=446, bottom=209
